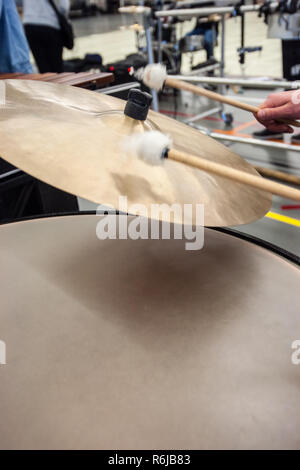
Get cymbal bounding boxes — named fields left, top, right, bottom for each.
left=0, top=79, right=271, bottom=226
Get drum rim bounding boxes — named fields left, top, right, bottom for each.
left=1, top=210, right=299, bottom=267
left=213, top=226, right=300, bottom=267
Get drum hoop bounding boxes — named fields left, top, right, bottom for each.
left=1, top=211, right=299, bottom=267
left=212, top=227, right=300, bottom=267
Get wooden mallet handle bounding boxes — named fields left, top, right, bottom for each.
left=255, top=166, right=300, bottom=186
left=167, top=148, right=300, bottom=202
left=166, top=77, right=300, bottom=128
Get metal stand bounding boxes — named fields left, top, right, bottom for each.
left=239, top=0, right=245, bottom=68
left=168, top=75, right=300, bottom=89
left=189, top=122, right=300, bottom=152
left=155, top=0, right=164, bottom=64
left=184, top=12, right=227, bottom=126
left=121, top=2, right=300, bottom=154
left=184, top=106, right=221, bottom=124
left=143, top=11, right=159, bottom=111
left=155, top=4, right=264, bottom=18
left=220, top=12, right=225, bottom=79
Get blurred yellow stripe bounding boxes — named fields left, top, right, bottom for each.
left=266, top=211, right=300, bottom=227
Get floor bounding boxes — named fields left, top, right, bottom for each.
left=69, top=11, right=299, bottom=257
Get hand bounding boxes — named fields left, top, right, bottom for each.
left=208, top=14, right=222, bottom=22
left=254, top=90, right=300, bottom=133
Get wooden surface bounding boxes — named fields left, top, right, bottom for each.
left=0, top=72, right=114, bottom=89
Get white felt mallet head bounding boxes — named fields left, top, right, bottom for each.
left=122, top=130, right=300, bottom=203
left=135, top=64, right=167, bottom=91
left=124, top=131, right=172, bottom=165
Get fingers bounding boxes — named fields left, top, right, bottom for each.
left=260, top=91, right=294, bottom=109
left=257, top=103, right=295, bottom=121
left=253, top=91, right=300, bottom=133
left=254, top=113, right=293, bottom=134
left=263, top=123, right=293, bottom=133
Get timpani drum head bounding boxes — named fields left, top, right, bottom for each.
left=0, top=215, right=299, bottom=450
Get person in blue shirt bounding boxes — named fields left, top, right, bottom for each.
left=0, top=0, right=33, bottom=74
left=183, top=1, right=220, bottom=61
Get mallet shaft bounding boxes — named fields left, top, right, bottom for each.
left=255, top=166, right=300, bottom=186
left=165, top=77, right=300, bottom=128
left=168, top=148, right=300, bottom=202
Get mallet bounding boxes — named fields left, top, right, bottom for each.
left=136, top=64, right=300, bottom=128
left=255, top=166, right=300, bottom=186
left=126, top=131, right=300, bottom=202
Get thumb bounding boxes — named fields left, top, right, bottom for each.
left=257, top=105, right=291, bottom=121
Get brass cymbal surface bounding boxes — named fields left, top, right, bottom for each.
left=0, top=80, right=271, bottom=226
